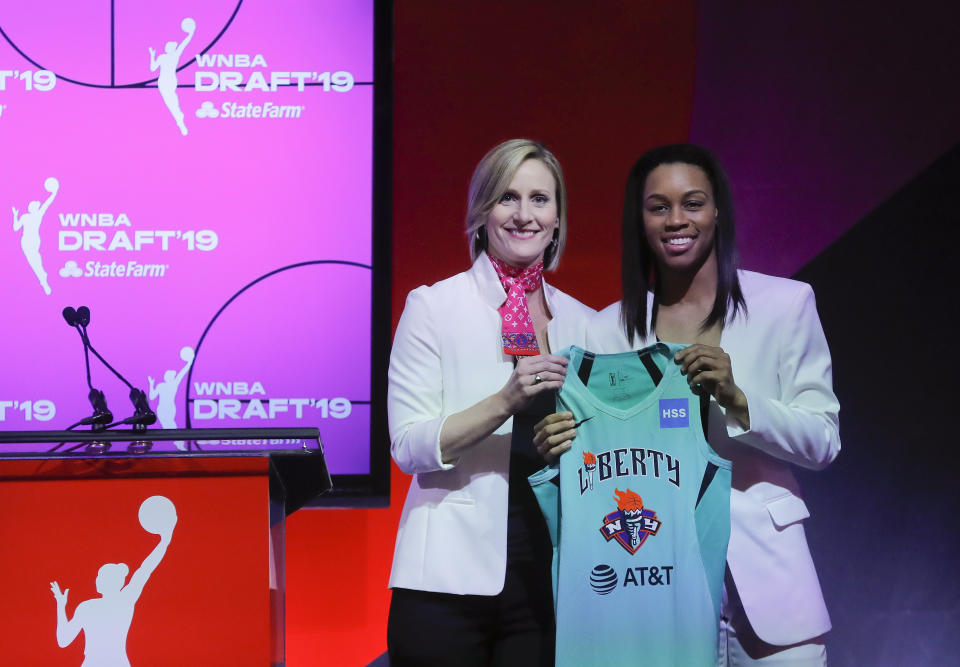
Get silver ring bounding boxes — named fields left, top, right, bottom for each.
left=534, top=374, right=543, bottom=385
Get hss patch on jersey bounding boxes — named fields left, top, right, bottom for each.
left=600, top=488, right=662, bottom=554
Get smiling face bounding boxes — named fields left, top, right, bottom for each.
left=483, top=158, right=558, bottom=268
left=642, top=162, right=718, bottom=277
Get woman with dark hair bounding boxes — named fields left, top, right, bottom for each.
left=619, top=144, right=746, bottom=345
left=387, top=139, right=594, bottom=666
left=536, top=144, right=840, bottom=665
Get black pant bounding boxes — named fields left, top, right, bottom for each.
left=387, top=561, right=555, bottom=667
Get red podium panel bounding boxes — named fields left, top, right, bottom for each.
left=0, top=429, right=330, bottom=667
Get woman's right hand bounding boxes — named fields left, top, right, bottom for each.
left=533, top=411, right=578, bottom=463
left=435, top=354, right=569, bottom=465
left=496, top=354, right=568, bottom=416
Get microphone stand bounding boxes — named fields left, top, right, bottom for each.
left=75, top=308, right=157, bottom=432
left=62, top=307, right=112, bottom=432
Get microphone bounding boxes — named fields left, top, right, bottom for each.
left=84, top=388, right=113, bottom=428
left=63, top=306, right=112, bottom=431
left=126, top=388, right=157, bottom=428
left=62, top=306, right=77, bottom=326
left=73, top=305, right=157, bottom=430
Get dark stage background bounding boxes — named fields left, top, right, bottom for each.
left=285, top=1, right=960, bottom=664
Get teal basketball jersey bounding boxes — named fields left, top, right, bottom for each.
left=530, top=343, right=732, bottom=666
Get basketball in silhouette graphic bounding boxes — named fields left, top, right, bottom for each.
left=180, top=346, right=195, bottom=363
left=181, top=17, right=196, bottom=32
left=139, top=495, right=177, bottom=535
left=44, top=177, right=59, bottom=193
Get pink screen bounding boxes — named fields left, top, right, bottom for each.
left=0, top=0, right=375, bottom=474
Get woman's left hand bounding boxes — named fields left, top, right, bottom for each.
left=674, top=344, right=750, bottom=428
left=533, top=411, right=578, bottom=464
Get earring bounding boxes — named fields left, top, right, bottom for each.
left=544, top=227, right=559, bottom=265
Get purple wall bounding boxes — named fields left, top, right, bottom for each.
left=690, top=2, right=960, bottom=664
left=691, top=0, right=959, bottom=277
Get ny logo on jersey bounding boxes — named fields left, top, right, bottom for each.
left=600, top=489, right=662, bottom=554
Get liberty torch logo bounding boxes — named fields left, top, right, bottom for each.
left=582, top=451, right=596, bottom=489
left=50, top=496, right=177, bottom=666
left=600, top=488, right=662, bottom=554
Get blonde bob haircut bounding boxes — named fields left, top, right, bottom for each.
left=465, top=139, right=568, bottom=271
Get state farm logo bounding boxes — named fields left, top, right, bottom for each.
left=196, top=100, right=305, bottom=120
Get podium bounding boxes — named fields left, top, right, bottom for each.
left=0, top=428, right=331, bottom=667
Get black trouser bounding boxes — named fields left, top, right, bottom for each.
left=387, top=561, right=555, bottom=667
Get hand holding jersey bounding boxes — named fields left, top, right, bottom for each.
left=534, top=343, right=750, bottom=463
left=532, top=411, right=577, bottom=462
left=443, top=352, right=567, bottom=464
left=674, top=344, right=750, bottom=429
left=496, top=354, right=569, bottom=415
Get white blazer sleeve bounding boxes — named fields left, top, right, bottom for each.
left=726, top=283, right=841, bottom=470
left=387, top=287, right=454, bottom=474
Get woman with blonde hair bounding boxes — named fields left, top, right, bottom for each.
left=386, top=139, right=594, bottom=666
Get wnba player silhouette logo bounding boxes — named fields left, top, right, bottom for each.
left=12, top=176, right=58, bottom=295
left=50, top=496, right=177, bottom=666
left=149, top=346, right=194, bottom=449
left=149, top=18, right=196, bottom=135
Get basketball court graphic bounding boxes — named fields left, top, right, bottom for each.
left=0, top=2, right=240, bottom=88
left=50, top=496, right=177, bottom=667
left=0, top=1, right=378, bottom=482
left=183, top=261, right=373, bottom=472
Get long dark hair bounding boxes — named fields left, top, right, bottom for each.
left=620, top=144, right=746, bottom=344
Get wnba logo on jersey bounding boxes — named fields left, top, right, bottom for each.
left=600, top=488, right=662, bottom=554
left=659, top=398, right=689, bottom=428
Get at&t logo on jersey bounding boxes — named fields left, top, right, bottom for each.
left=589, top=564, right=617, bottom=594
left=659, top=398, right=689, bottom=428
left=600, top=488, right=662, bottom=554
left=588, top=563, right=675, bottom=596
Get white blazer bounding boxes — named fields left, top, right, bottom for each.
left=387, top=253, right=595, bottom=595
left=586, top=270, right=839, bottom=646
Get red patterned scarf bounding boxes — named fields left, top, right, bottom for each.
left=488, top=254, right=544, bottom=356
